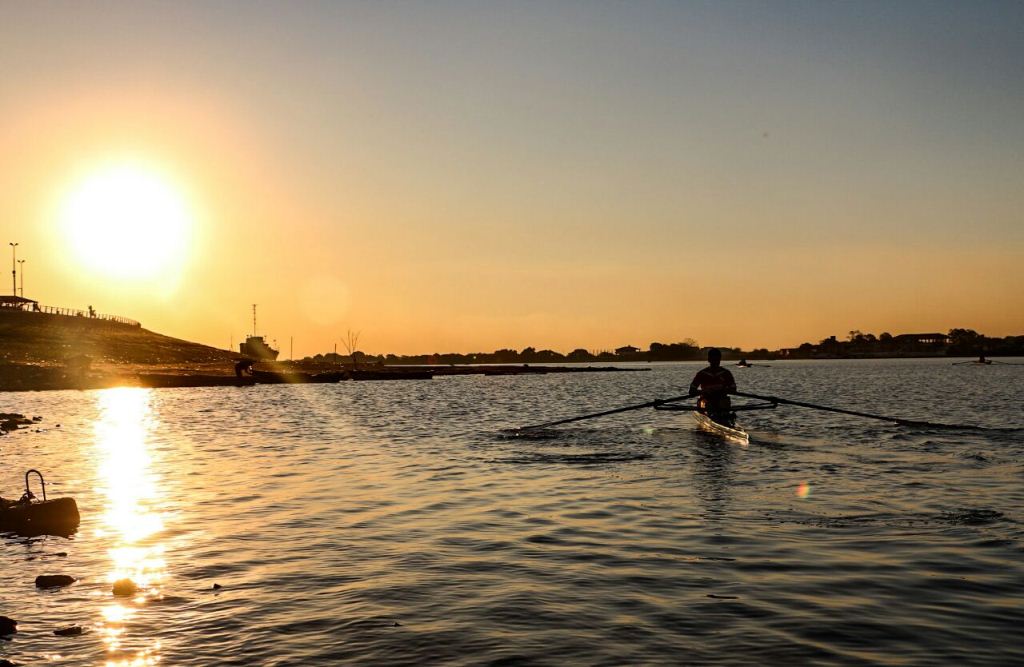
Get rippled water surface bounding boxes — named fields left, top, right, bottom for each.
left=2, top=359, right=1023, bottom=665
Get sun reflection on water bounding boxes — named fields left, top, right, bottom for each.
left=93, top=388, right=166, bottom=663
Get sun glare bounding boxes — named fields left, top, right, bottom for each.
left=59, top=161, right=193, bottom=281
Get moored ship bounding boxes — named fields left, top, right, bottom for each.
left=240, top=335, right=279, bottom=360
left=240, top=305, right=279, bottom=360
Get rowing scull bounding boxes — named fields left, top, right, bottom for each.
left=693, top=411, right=750, bottom=445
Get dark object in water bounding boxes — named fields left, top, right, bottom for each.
left=0, top=412, right=33, bottom=432
left=212, top=583, right=223, bottom=590
left=0, top=615, right=16, bottom=635
left=53, top=625, right=83, bottom=636
left=0, top=471, right=80, bottom=537
left=35, top=574, right=77, bottom=589
left=112, top=578, right=138, bottom=597
left=349, top=369, right=434, bottom=381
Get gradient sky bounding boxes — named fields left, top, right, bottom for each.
left=2, top=1, right=1022, bottom=356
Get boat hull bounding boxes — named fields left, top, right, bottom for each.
left=0, top=497, right=80, bottom=537
left=692, top=411, right=749, bottom=445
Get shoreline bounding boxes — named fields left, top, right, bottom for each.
left=0, top=361, right=650, bottom=393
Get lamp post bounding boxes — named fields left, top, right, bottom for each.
left=17, top=259, right=24, bottom=298
left=8, top=242, right=17, bottom=296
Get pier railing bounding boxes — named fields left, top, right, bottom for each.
left=1, top=301, right=140, bottom=327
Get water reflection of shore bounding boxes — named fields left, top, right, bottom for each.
left=93, top=388, right=165, bottom=666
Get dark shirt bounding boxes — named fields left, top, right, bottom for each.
left=689, top=366, right=737, bottom=399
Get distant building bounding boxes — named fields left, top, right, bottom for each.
left=893, top=333, right=949, bottom=345
left=0, top=295, right=37, bottom=310
left=615, top=345, right=640, bottom=355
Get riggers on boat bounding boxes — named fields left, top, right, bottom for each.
left=0, top=470, right=80, bottom=537
left=654, top=400, right=777, bottom=445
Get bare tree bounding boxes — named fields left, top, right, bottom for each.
left=342, top=329, right=361, bottom=369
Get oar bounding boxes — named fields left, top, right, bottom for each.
left=733, top=391, right=959, bottom=429
left=515, top=393, right=694, bottom=432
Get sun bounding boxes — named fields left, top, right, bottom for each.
left=59, top=161, right=193, bottom=281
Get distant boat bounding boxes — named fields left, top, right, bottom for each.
left=240, top=335, right=279, bottom=360
left=240, top=304, right=279, bottom=360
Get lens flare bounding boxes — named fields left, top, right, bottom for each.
left=796, top=481, right=812, bottom=499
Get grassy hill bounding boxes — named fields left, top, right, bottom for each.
left=0, top=309, right=237, bottom=366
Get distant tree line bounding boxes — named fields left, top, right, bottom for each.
left=783, top=328, right=1024, bottom=359
left=299, top=328, right=1023, bottom=366
left=303, top=339, right=773, bottom=366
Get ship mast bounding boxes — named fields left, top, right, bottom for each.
left=252, top=304, right=257, bottom=337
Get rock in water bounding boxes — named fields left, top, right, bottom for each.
left=112, top=579, right=138, bottom=597
left=54, top=625, right=84, bottom=636
left=35, top=574, right=77, bottom=589
left=0, top=615, right=16, bottom=634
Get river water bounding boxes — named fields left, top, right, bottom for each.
left=1, top=359, right=1022, bottom=666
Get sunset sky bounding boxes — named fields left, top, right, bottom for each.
left=1, top=1, right=1022, bottom=356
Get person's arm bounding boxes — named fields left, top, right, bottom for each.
left=724, top=369, right=737, bottom=393
left=688, top=371, right=702, bottom=396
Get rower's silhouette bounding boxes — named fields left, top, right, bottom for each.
left=688, top=348, right=738, bottom=425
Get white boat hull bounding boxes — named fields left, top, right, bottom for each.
left=693, top=411, right=749, bottom=445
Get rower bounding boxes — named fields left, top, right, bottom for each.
left=737, top=359, right=750, bottom=367
left=689, top=348, right=737, bottom=425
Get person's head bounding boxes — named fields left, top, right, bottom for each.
left=707, top=348, right=722, bottom=368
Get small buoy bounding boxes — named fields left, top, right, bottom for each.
left=112, top=578, right=138, bottom=597
left=54, top=625, right=84, bottom=637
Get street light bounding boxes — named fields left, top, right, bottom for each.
left=8, top=242, right=17, bottom=297
left=17, top=259, right=24, bottom=298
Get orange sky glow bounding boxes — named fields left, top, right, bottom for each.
left=2, top=3, right=1021, bottom=356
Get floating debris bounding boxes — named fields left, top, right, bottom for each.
left=112, top=579, right=138, bottom=597
left=35, top=574, right=77, bottom=589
